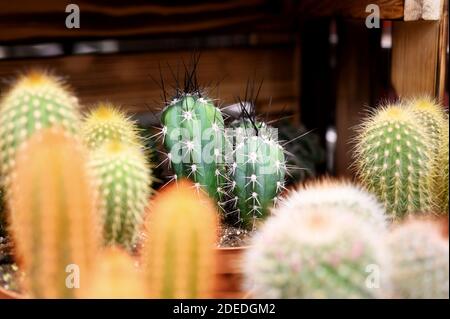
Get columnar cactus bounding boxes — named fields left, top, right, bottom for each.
left=280, top=179, right=388, bottom=231
left=227, top=119, right=286, bottom=229
left=353, top=104, right=432, bottom=219
left=244, top=205, right=390, bottom=298
left=8, top=128, right=100, bottom=298
left=90, top=140, right=152, bottom=250
left=82, top=103, right=142, bottom=149
left=82, top=247, right=147, bottom=298
left=386, top=219, right=449, bottom=299
left=160, top=93, right=227, bottom=205
left=0, top=71, right=80, bottom=186
left=142, top=179, right=217, bottom=298
left=430, top=122, right=449, bottom=213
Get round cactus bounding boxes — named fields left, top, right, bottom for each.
left=279, top=179, right=388, bottom=231
left=386, top=219, right=449, bottom=299
left=0, top=71, right=80, bottom=186
left=82, top=103, right=142, bottom=149
left=244, top=206, right=391, bottom=298
left=90, top=140, right=151, bottom=250
left=430, top=122, right=449, bottom=214
left=353, top=104, right=432, bottom=219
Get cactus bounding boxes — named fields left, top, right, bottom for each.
left=430, top=122, right=449, bottom=213
left=226, top=119, right=286, bottom=229
left=244, top=204, right=390, bottom=298
left=90, top=140, right=152, bottom=250
left=82, top=103, right=142, bottom=149
left=280, top=179, right=388, bottom=231
left=0, top=70, right=80, bottom=187
left=142, top=179, right=217, bottom=298
left=386, top=219, right=449, bottom=298
left=8, top=128, right=100, bottom=298
left=353, top=104, right=432, bottom=219
left=82, top=247, right=147, bottom=298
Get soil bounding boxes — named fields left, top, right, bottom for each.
left=217, top=224, right=254, bottom=248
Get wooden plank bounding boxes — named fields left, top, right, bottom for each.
left=0, top=48, right=298, bottom=119
left=391, top=19, right=445, bottom=99
left=437, top=0, right=448, bottom=100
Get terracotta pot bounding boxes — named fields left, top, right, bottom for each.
left=213, top=246, right=249, bottom=299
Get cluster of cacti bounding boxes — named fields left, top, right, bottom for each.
left=353, top=104, right=432, bottom=219
left=385, top=219, right=449, bottom=299
left=82, top=247, right=146, bottom=298
left=89, top=140, right=151, bottom=250
left=226, top=119, right=286, bottom=229
left=82, top=104, right=152, bottom=250
left=280, top=179, right=388, bottom=231
left=142, top=180, right=217, bottom=298
left=0, top=71, right=81, bottom=187
left=243, top=193, right=390, bottom=298
left=8, top=128, right=100, bottom=298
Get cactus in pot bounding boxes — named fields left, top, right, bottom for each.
left=8, top=128, right=100, bottom=298
left=353, top=104, right=432, bottom=219
left=142, top=179, right=217, bottom=298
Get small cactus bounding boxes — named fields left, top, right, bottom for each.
left=90, top=140, right=152, bottom=250
left=226, top=119, right=286, bottom=229
left=142, top=179, right=217, bottom=298
left=0, top=71, right=80, bottom=186
left=386, top=219, right=449, bottom=299
left=82, top=103, right=142, bottom=149
left=353, top=104, right=432, bottom=219
left=82, top=247, right=147, bottom=298
left=244, top=206, right=390, bottom=298
left=8, top=128, right=100, bottom=298
left=279, top=179, right=388, bottom=231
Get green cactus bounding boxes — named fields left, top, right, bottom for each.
left=82, top=103, right=142, bottom=149
left=161, top=93, right=227, bottom=205
left=226, top=119, right=286, bottom=229
left=244, top=204, right=390, bottom=298
left=0, top=71, right=80, bottom=187
left=386, top=219, right=449, bottom=299
left=90, top=140, right=152, bottom=250
left=353, top=104, right=432, bottom=219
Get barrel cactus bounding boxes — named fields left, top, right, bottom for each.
left=244, top=205, right=390, bottom=298
left=142, top=179, right=217, bottom=298
left=430, top=122, right=449, bottom=214
left=386, top=219, right=449, bottom=298
left=280, top=179, right=388, bottom=231
left=90, top=140, right=152, bottom=250
left=0, top=70, right=80, bottom=186
left=82, top=103, right=142, bottom=149
left=8, top=128, right=100, bottom=298
left=353, top=104, right=432, bottom=219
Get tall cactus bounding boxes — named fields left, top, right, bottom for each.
left=142, top=179, right=217, bottom=298
left=82, top=103, right=142, bottom=149
left=386, top=219, right=449, bottom=298
left=353, top=104, right=432, bottom=219
left=244, top=204, right=390, bottom=298
left=227, top=119, right=286, bottom=229
left=8, top=128, right=100, bottom=298
left=0, top=71, right=80, bottom=186
left=90, top=140, right=152, bottom=250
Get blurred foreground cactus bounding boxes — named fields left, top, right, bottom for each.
left=353, top=104, right=432, bottom=219
left=8, top=128, right=100, bottom=298
left=386, top=219, right=449, bottom=298
left=142, top=179, right=217, bottom=298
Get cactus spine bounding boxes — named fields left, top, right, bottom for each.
left=280, top=179, right=388, bottom=231
left=353, top=104, right=432, bottom=219
left=244, top=204, right=390, bottom=298
left=8, top=128, right=100, bottom=298
left=430, top=122, right=449, bottom=213
left=142, top=179, right=217, bottom=298
left=0, top=71, right=80, bottom=186
left=386, top=219, right=449, bottom=298
left=82, top=103, right=142, bottom=149
left=90, top=140, right=151, bottom=250
left=227, top=120, right=286, bottom=229
left=82, top=247, right=147, bottom=298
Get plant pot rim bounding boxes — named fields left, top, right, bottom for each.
left=0, top=286, right=22, bottom=299
left=216, top=245, right=250, bottom=251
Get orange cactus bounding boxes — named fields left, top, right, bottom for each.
left=142, top=179, right=218, bottom=298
